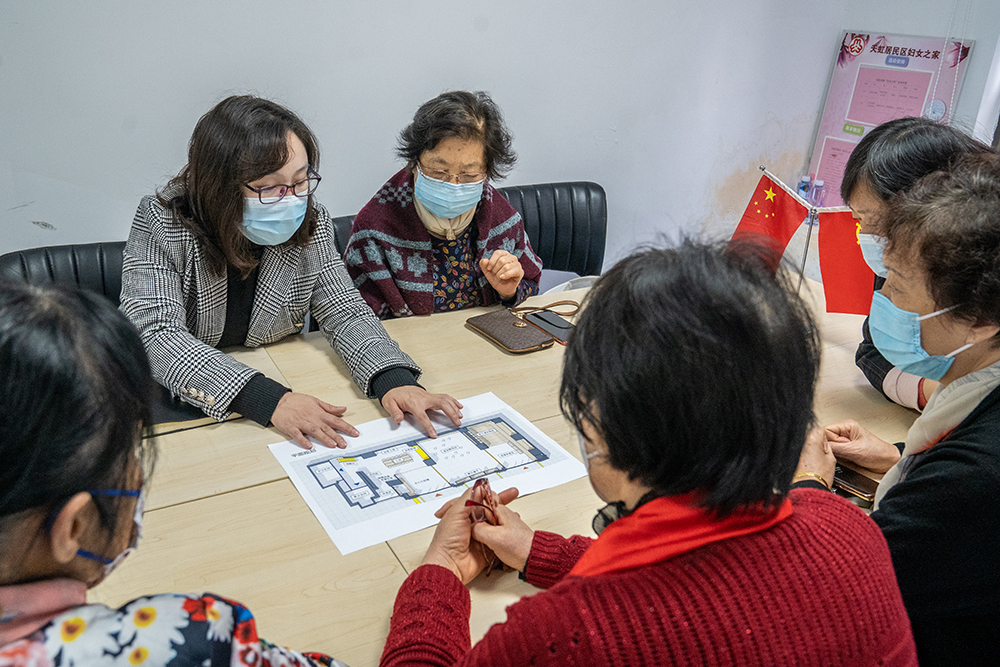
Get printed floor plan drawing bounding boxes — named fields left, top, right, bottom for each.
left=307, top=418, right=548, bottom=509
left=269, top=393, right=587, bottom=554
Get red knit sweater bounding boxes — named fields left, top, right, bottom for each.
left=380, top=489, right=916, bottom=666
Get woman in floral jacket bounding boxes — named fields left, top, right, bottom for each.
left=0, top=280, right=348, bottom=667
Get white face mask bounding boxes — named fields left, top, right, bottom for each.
left=576, top=431, right=637, bottom=535
left=577, top=431, right=602, bottom=470
left=858, top=233, right=888, bottom=278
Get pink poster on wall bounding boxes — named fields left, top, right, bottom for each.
left=847, top=67, right=934, bottom=126
left=807, top=31, right=973, bottom=207
left=815, top=137, right=857, bottom=210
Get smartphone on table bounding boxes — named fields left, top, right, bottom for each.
left=833, top=464, right=879, bottom=505
left=524, top=310, right=575, bottom=345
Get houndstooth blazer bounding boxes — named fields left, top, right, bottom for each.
left=120, top=194, right=420, bottom=421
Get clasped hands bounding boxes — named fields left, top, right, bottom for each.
left=272, top=385, right=463, bottom=450
left=420, top=485, right=536, bottom=585
left=794, top=420, right=902, bottom=487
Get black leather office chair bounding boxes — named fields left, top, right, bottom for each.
left=0, top=216, right=358, bottom=305
left=0, top=241, right=126, bottom=307
left=330, top=181, right=607, bottom=274
left=331, top=215, right=354, bottom=257
left=0, top=240, right=210, bottom=426
left=498, top=181, right=606, bottom=276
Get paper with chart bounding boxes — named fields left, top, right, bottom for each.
left=269, top=393, right=587, bottom=554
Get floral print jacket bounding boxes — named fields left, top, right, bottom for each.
left=0, top=581, right=348, bottom=667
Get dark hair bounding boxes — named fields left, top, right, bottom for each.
left=396, top=90, right=516, bottom=181
left=560, top=241, right=820, bottom=517
left=841, top=116, right=991, bottom=205
left=159, top=95, right=321, bottom=277
left=0, top=281, right=156, bottom=557
left=882, top=152, right=1000, bottom=340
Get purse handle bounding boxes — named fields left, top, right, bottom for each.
left=509, top=299, right=580, bottom=318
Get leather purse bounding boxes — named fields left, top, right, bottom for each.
left=466, top=308, right=554, bottom=354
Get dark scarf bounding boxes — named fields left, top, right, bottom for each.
left=345, top=168, right=542, bottom=318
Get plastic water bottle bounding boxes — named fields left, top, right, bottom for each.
left=810, top=180, right=825, bottom=207
left=796, top=175, right=812, bottom=199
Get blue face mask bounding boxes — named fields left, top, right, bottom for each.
left=241, top=196, right=307, bottom=245
left=414, top=166, right=485, bottom=219
left=858, top=233, right=888, bottom=278
left=869, top=291, right=973, bottom=381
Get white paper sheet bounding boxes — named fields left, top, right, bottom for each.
left=269, top=393, right=587, bottom=554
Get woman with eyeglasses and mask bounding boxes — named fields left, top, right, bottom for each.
left=797, top=153, right=1000, bottom=665
left=345, top=91, right=542, bottom=319
left=120, top=95, right=462, bottom=449
left=378, top=243, right=917, bottom=667
left=0, top=281, right=348, bottom=666
left=841, top=117, right=992, bottom=412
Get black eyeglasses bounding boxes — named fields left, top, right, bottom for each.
left=245, top=167, right=322, bottom=204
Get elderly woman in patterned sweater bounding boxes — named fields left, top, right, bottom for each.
left=379, top=243, right=917, bottom=667
left=120, top=95, right=462, bottom=449
left=345, top=91, right=542, bottom=318
left=0, top=281, right=349, bottom=666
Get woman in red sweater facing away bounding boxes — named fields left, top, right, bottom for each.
left=379, top=242, right=917, bottom=667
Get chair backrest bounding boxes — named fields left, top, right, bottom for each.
left=331, top=215, right=354, bottom=257
left=497, top=181, right=606, bottom=276
left=0, top=242, right=126, bottom=307
left=0, top=181, right=606, bottom=312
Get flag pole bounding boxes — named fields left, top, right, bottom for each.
left=797, top=208, right=817, bottom=293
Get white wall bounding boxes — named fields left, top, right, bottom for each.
left=1, top=0, right=996, bottom=267
left=975, top=32, right=1000, bottom=146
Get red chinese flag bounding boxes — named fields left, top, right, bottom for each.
left=729, top=174, right=808, bottom=271
left=817, top=210, right=875, bottom=314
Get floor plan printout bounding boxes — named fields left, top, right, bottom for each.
left=269, top=393, right=587, bottom=554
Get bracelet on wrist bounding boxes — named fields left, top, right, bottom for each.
left=792, top=471, right=831, bottom=490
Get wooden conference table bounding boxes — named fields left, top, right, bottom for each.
left=90, top=282, right=917, bottom=667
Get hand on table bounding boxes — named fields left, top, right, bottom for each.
left=271, top=392, right=358, bottom=450
left=382, top=386, right=463, bottom=438
left=794, top=427, right=836, bottom=488
left=824, top=420, right=900, bottom=473
left=480, top=250, right=523, bottom=299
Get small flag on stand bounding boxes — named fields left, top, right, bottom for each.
left=729, top=173, right=808, bottom=271
left=817, top=209, right=875, bottom=315
left=729, top=168, right=876, bottom=315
